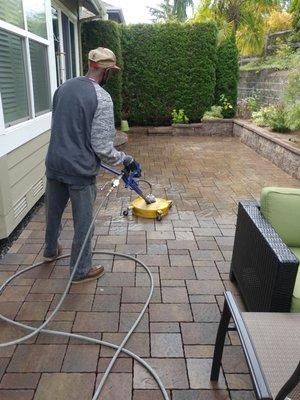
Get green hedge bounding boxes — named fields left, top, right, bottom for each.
left=81, top=20, right=123, bottom=126
left=215, top=33, right=239, bottom=118
left=81, top=21, right=241, bottom=126
left=121, top=23, right=217, bottom=125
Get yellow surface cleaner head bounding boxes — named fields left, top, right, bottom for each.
left=126, top=197, right=173, bottom=221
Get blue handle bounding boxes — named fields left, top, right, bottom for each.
left=101, top=163, right=145, bottom=199
left=100, top=163, right=122, bottom=177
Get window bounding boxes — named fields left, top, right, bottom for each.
left=0, top=0, right=24, bottom=29
left=29, top=40, right=51, bottom=115
left=0, top=0, right=79, bottom=134
left=52, top=7, right=78, bottom=84
left=24, top=0, right=47, bottom=39
left=0, top=30, right=29, bottom=127
left=0, top=0, right=52, bottom=132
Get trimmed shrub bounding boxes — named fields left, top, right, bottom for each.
left=121, top=23, right=217, bottom=126
left=81, top=20, right=123, bottom=126
left=215, top=33, right=239, bottom=118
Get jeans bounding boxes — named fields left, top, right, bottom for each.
left=44, top=178, right=97, bottom=279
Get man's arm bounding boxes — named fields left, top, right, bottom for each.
left=90, top=82, right=126, bottom=165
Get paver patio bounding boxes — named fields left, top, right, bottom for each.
left=0, top=133, right=299, bottom=400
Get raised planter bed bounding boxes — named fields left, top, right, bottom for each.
left=147, top=119, right=234, bottom=136
left=173, top=119, right=234, bottom=136
left=234, top=119, right=300, bottom=180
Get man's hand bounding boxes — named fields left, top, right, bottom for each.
left=123, top=156, right=141, bottom=177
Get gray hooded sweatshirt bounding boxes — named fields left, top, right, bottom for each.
left=46, top=76, right=126, bottom=185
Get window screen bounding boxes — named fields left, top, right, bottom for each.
left=0, top=0, right=24, bottom=28
left=29, top=40, right=51, bottom=115
left=24, top=0, right=47, bottom=39
left=0, top=30, right=29, bottom=127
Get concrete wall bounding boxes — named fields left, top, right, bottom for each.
left=238, top=68, right=290, bottom=105
left=0, top=131, right=50, bottom=239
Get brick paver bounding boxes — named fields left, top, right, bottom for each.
left=0, top=133, right=298, bottom=399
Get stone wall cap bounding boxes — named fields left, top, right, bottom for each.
left=202, top=118, right=234, bottom=123
left=234, top=119, right=300, bottom=156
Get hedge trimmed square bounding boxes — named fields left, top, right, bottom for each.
left=81, top=21, right=239, bottom=127
left=122, top=23, right=218, bottom=126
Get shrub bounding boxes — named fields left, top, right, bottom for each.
left=237, top=95, right=260, bottom=119
left=215, top=33, right=239, bottom=118
left=219, top=94, right=234, bottom=116
left=266, top=11, right=293, bottom=33
left=283, top=50, right=300, bottom=104
left=251, top=49, right=300, bottom=133
left=171, top=109, right=189, bottom=124
left=252, top=107, right=272, bottom=127
left=203, top=105, right=223, bottom=119
left=290, top=0, right=300, bottom=31
left=283, top=54, right=300, bottom=130
left=286, top=101, right=300, bottom=130
left=252, top=103, right=291, bottom=133
left=265, top=103, right=291, bottom=133
left=121, top=22, right=218, bottom=126
left=81, top=20, right=123, bottom=126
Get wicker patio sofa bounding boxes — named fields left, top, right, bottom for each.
left=211, top=291, right=300, bottom=400
left=230, top=187, right=300, bottom=312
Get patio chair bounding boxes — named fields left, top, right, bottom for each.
left=230, top=187, right=300, bottom=312
left=211, top=291, right=300, bottom=400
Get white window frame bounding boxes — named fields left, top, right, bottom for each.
left=0, top=0, right=54, bottom=139
left=52, top=0, right=80, bottom=84
left=0, top=0, right=78, bottom=157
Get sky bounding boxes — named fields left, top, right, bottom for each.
left=106, top=0, right=195, bottom=24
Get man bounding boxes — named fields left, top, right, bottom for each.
left=43, top=47, right=138, bottom=284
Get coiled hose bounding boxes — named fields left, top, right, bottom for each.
left=0, top=175, right=170, bottom=400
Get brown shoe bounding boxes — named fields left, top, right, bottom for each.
left=72, top=266, right=105, bottom=284
left=43, top=244, right=63, bottom=263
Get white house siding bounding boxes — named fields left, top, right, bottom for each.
left=0, top=0, right=105, bottom=238
left=0, top=131, right=50, bottom=238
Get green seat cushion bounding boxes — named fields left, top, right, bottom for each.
left=290, top=247, right=300, bottom=312
left=260, top=187, right=300, bottom=247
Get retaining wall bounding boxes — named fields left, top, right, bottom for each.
left=234, top=120, right=300, bottom=180
left=238, top=68, right=290, bottom=105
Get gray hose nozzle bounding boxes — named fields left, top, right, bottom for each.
left=145, top=194, right=157, bottom=204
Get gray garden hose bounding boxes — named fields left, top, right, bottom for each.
left=0, top=176, right=170, bottom=400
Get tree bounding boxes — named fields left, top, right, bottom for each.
left=192, top=0, right=282, bottom=55
left=148, top=0, right=175, bottom=22
left=148, top=0, right=194, bottom=22
left=174, top=0, right=194, bottom=21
